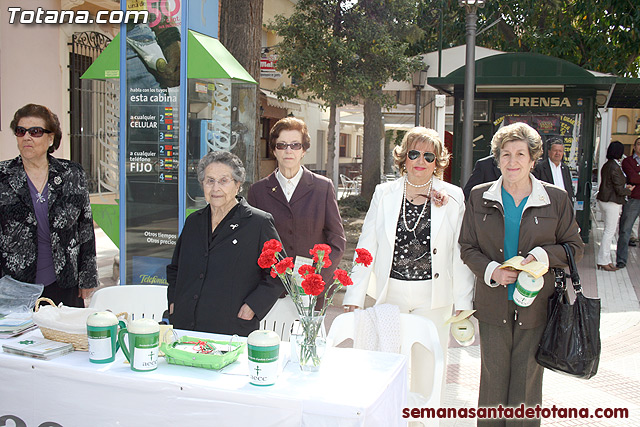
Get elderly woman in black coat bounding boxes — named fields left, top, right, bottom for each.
left=167, top=151, right=284, bottom=336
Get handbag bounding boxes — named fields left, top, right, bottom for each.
left=535, top=243, right=601, bottom=379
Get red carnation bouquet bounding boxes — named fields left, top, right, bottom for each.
left=258, top=240, right=372, bottom=318
left=258, top=240, right=372, bottom=370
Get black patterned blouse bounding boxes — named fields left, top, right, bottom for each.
left=0, top=155, right=98, bottom=289
left=390, top=199, right=432, bottom=281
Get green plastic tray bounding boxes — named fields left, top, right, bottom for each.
left=161, top=336, right=245, bottom=370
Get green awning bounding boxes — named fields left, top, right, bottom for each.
left=81, top=33, right=121, bottom=79
left=81, top=30, right=256, bottom=84
left=188, top=30, right=256, bottom=83
left=428, top=52, right=617, bottom=93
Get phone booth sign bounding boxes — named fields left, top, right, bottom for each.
left=81, top=0, right=257, bottom=286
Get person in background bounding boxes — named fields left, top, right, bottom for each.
left=0, top=104, right=98, bottom=307
left=596, top=141, right=633, bottom=271
left=460, top=122, right=584, bottom=426
left=167, top=151, right=283, bottom=336
left=616, top=136, right=640, bottom=268
left=628, top=217, right=639, bottom=246
left=533, top=137, right=575, bottom=202
left=344, top=127, right=474, bottom=401
left=248, top=117, right=345, bottom=303
left=463, top=154, right=501, bottom=200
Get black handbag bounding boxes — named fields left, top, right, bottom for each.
left=535, top=243, right=601, bottom=379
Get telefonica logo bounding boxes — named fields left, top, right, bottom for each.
left=7, top=7, right=148, bottom=25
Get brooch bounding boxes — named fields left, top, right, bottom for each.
left=272, top=186, right=278, bottom=192
left=230, top=224, right=238, bottom=230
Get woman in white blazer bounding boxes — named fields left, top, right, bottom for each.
left=343, top=127, right=474, bottom=400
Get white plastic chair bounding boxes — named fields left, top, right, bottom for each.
left=339, top=174, right=357, bottom=198
left=260, top=296, right=299, bottom=341
left=328, top=312, right=444, bottom=411
left=88, top=285, right=168, bottom=322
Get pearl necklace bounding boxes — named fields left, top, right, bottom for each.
left=405, top=177, right=431, bottom=188
left=402, top=176, right=432, bottom=233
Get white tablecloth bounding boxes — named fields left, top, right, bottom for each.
left=0, top=330, right=407, bottom=427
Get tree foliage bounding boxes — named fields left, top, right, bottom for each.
left=269, top=0, right=421, bottom=195
left=409, top=0, right=640, bottom=77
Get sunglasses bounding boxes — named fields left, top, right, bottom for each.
left=15, top=126, right=52, bottom=138
left=407, top=150, right=436, bottom=163
left=275, top=142, right=303, bottom=151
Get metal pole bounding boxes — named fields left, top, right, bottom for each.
left=438, top=0, right=444, bottom=78
left=461, top=7, right=478, bottom=186
left=415, top=88, right=421, bottom=127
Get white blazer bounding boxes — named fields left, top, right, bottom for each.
left=343, top=177, right=474, bottom=311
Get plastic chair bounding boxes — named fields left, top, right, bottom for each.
left=260, top=296, right=299, bottom=341
left=339, top=174, right=357, bottom=198
left=328, top=312, right=444, bottom=411
left=88, top=285, right=168, bottom=322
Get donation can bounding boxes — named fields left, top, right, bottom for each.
left=247, top=330, right=280, bottom=386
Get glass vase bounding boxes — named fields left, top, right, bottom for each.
left=297, top=313, right=326, bottom=372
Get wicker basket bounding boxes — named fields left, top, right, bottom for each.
left=34, top=298, right=89, bottom=350
left=33, top=298, right=127, bottom=352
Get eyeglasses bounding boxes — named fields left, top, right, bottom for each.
left=275, top=142, right=303, bottom=151
left=203, top=176, right=235, bottom=187
left=407, top=150, right=436, bottom=163
left=15, top=126, right=52, bottom=138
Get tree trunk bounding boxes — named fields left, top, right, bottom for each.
left=384, top=130, right=395, bottom=174
left=327, top=103, right=337, bottom=188
left=362, top=95, right=383, bottom=202
left=219, top=0, right=263, bottom=183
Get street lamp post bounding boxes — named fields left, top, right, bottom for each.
left=412, top=68, right=428, bottom=127
left=460, top=0, right=484, bottom=186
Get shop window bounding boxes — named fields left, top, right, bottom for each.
left=339, top=133, right=349, bottom=158
left=616, top=115, right=629, bottom=134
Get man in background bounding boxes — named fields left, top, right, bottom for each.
left=616, top=137, right=640, bottom=268
left=463, top=154, right=501, bottom=200
left=533, top=138, right=575, bottom=202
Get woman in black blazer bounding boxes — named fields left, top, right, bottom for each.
left=1, top=104, right=98, bottom=307
left=167, top=151, right=284, bottom=336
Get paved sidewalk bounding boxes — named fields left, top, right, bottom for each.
left=442, top=211, right=640, bottom=426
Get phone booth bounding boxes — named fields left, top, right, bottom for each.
left=82, top=0, right=257, bottom=285
left=430, top=53, right=618, bottom=242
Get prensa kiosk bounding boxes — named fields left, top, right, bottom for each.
left=430, top=53, right=624, bottom=242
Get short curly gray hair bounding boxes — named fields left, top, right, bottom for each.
left=197, top=151, right=246, bottom=186
left=491, top=122, right=543, bottom=165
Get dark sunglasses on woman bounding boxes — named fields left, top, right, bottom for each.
left=407, top=150, right=436, bottom=163
left=14, top=126, right=52, bottom=138
left=275, top=142, right=303, bottom=150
